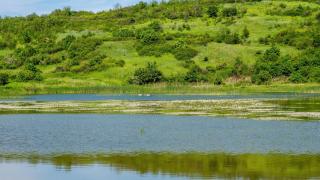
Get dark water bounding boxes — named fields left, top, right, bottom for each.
left=1, top=93, right=319, bottom=101
left=0, top=114, right=320, bottom=179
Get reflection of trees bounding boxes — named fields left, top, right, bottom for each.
left=1, top=152, right=320, bottom=179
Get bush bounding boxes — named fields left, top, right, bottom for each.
left=112, top=28, right=135, bottom=38
left=242, top=26, right=250, bottom=39
left=222, top=7, right=238, bottom=17
left=136, top=29, right=160, bottom=45
left=252, top=70, right=272, bottom=85
left=0, top=73, right=9, bottom=86
left=68, top=37, right=102, bottom=60
left=148, top=21, right=163, bottom=32
left=262, top=46, right=280, bottom=62
left=207, top=5, right=219, bottom=18
left=216, top=28, right=241, bottom=44
left=129, top=62, right=163, bottom=85
left=16, top=63, right=43, bottom=82
left=289, top=72, right=307, bottom=83
left=231, top=58, right=248, bottom=77
left=172, top=47, right=198, bottom=61
left=184, top=65, right=208, bottom=83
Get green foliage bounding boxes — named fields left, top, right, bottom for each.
left=216, top=28, right=241, bottom=44
left=242, top=26, right=250, bottom=39
left=231, top=58, right=249, bottom=77
left=252, top=70, right=272, bottom=85
left=148, top=21, right=163, bottom=32
left=129, top=62, right=163, bottom=85
left=267, top=4, right=312, bottom=17
left=0, top=73, right=9, bottom=86
left=112, top=28, right=135, bottom=38
left=68, top=37, right=102, bottom=60
left=262, top=46, right=280, bottom=62
left=207, top=5, right=219, bottom=18
left=17, top=63, right=43, bottom=82
left=289, top=72, right=307, bottom=83
left=184, top=65, right=208, bottom=83
left=172, top=46, right=198, bottom=61
left=136, top=29, right=160, bottom=45
left=222, top=7, right=238, bottom=17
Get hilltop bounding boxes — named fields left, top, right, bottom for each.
left=0, top=0, right=320, bottom=95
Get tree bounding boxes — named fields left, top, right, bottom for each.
left=129, top=62, right=163, bottom=85
left=0, top=73, right=9, bottom=86
left=207, top=5, right=219, bottom=18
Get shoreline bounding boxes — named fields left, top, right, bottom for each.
left=1, top=83, right=320, bottom=97
left=0, top=98, right=319, bottom=121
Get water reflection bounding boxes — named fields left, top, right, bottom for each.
left=1, top=152, right=320, bottom=179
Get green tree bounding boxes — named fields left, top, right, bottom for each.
left=129, top=62, right=163, bottom=85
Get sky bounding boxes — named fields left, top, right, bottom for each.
left=0, top=0, right=152, bottom=17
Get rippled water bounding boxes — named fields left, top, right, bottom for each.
left=0, top=114, right=319, bottom=179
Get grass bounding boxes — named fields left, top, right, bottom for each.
left=0, top=0, right=319, bottom=95
left=0, top=82, right=320, bottom=97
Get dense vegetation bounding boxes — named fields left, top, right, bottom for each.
left=0, top=0, right=319, bottom=91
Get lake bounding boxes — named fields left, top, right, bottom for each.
left=0, top=114, right=320, bottom=179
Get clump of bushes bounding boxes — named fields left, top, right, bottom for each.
left=129, top=62, right=163, bottom=85
left=16, top=63, right=43, bottom=82
left=222, top=7, right=238, bottom=17
left=0, top=73, right=9, bottom=85
left=207, top=5, right=219, bottom=18
left=216, top=28, right=241, bottom=44
left=184, top=65, right=208, bottom=83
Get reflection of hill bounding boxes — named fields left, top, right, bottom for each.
left=1, top=152, right=320, bottom=179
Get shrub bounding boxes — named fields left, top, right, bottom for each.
left=207, top=5, right=219, bottom=18
left=317, top=12, right=320, bottom=23
left=136, top=29, right=160, bottom=44
left=148, top=21, right=163, bottom=32
left=112, top=28, right=135, bottom=38
left=59, top=35, right=76, bottom=50
left=231, top=58, right=248, bottom=77
left=216, top=28, right=241, bottom=44
left=289, top=72, right=307, bottom=83
left=0, top=73, right=9, bottom=86
left=68, top=37, right=102, bottom=60
left=16, top=63, right=43, bottom=82
left=172, top=47, right=198, bottom=61
left=242, top=26, right=250, bottom=39
left=262, top=46, right=280, bottom=62
left=184, top=65, right=208, bottom=83
left=222, top=7, right=238, bottom=17
left=129, top=62, right=163, bottom=85
left=252, top=70, right=272, bottom=84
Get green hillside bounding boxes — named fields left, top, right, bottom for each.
left=0, top=0, right=320, bottom=95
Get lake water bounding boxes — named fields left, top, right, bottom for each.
left=0, top=114, right=320, bottom=179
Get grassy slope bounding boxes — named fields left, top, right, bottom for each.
left=0, top=0, right=319, bottom=95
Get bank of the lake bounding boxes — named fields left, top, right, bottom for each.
left=1, top=83, right=320, bottom=97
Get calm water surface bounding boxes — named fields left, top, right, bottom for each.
left=0, top=114, right=320, bottom=179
